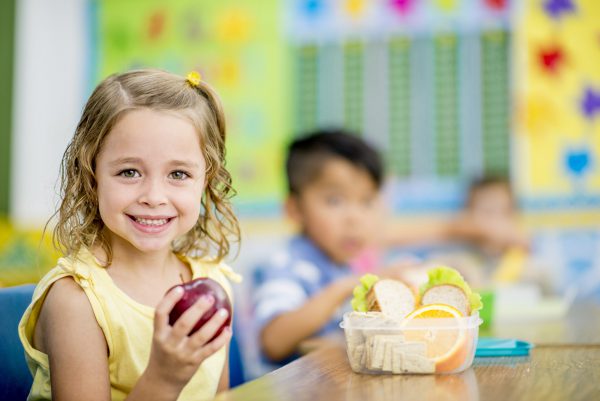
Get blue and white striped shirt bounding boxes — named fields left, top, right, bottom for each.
left=252, top=235, right=352, bottom=346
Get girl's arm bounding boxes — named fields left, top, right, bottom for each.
left=38, top=278, right=231, bottom=401
left=216, top=342, right=230, bottom=392
left=37, top=277, right=111, bottom=401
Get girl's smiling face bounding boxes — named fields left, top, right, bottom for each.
left=95, top=108, right=206, bottom=256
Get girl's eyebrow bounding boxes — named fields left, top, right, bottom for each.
left=109, top=157, right=199, bottom=169
left=109, top=157, right=142, bottom=166
left=169, top=160, right=200, bottom=169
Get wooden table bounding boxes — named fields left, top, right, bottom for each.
left=216, top=303, right=600, bottom=400
left=216, top=344, right=600, bottom=401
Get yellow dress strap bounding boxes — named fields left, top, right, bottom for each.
left=56, top=255, right=94, bottom=287
left=179, top=254, right=242, bottom=283
left=216, top=262, right=243, bottom=283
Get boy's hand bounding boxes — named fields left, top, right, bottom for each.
left=144, top=287, right=232, bottom=393
left=483, top=218, right=529, bottom=250
left=454, top=213, right=530, bottom=254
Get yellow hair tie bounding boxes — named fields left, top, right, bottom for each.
left=186, top=71, right=201, bottom=87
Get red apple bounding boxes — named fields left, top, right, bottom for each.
left=167, top=277, right=232, bottom=341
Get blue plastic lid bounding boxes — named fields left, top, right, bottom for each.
left=475, top=338, right=533, bottom=357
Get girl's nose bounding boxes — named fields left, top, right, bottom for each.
left=138, top=178, right=168, bottom=206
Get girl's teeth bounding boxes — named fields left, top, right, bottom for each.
left=135, top=218, right=168, bottom=226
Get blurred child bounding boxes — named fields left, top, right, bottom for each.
left=427, top=175, right=530, bottom=287
left=252, top=129, right=401, bottom=365
left=462, top=175, right=528, bottom=257
left=18, top=69, right=241, bottom=401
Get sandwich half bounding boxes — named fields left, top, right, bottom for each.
left=421, top=284, right=470, bottom=316
left=419, top=266, right=482, bottom=316
left=366, top=279, right=416, bottom=319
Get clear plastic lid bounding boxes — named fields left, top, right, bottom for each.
left=340, top=311, right=482, bottom=330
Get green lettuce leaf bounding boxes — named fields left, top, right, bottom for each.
left=419, top=266, right=482, bottom=312
left=351, top=273, right=379, bottom=312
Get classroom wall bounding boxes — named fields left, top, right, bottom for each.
left=11, top=0, right=87, bottom=226
left=8, top=1, right=600, bottom=226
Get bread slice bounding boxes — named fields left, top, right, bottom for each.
left=366, top=279, right=415, bottom=319
left=421, top=284, right=470, bottom=316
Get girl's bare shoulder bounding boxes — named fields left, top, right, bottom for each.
left=36, top=276, right=104, bottom=354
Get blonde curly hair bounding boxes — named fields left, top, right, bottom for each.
left=52, top=69, right=239, bottom=265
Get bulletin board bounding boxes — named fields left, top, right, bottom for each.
left=514, top=0, right=600, bottom=210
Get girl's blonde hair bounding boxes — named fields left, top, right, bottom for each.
left=52, top=69, right=239, bottom=265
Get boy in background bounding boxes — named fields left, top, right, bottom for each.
left=462, top=175, right=528, bottom=258
left=423, top=175, right=530, bottom=288
left=463, top=175, right=530, bottom=284
left=381, top=175, right=528, bottom=256
left=252, top=129, right=392, bottom=365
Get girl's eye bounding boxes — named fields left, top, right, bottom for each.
left=170, top=170, right=190, bottom=180
left=119, top=169, right=140, bottom=178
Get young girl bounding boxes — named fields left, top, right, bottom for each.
left=18, top=69, right=242, bottom=401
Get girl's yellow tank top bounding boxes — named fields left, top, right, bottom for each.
left=18, top=248, right=241, bottom=401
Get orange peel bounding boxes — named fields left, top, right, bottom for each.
left=402, top=304, right=469, bottom=373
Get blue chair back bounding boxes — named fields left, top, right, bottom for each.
left=0, top=284, right=35, bottom=401
left=228, top=325, right=245, bottom=388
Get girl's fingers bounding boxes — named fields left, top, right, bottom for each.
left=170, top=295, right=215, bottom=339
left=154, top=286, right=184, bottom=333
left=188, top=308, right=230, bottom=348
left=190, top=326, right=232, bottom=363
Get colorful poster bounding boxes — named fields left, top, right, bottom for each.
left=515, top=0, right=600, bottom=208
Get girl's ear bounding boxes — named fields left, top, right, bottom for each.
left=284, top=195, right=301, bottom=223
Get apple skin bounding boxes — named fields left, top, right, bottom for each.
left=167, top=277, right=232, bottom=341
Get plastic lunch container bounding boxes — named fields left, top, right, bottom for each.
left=340, top=311, right=482, bottom=374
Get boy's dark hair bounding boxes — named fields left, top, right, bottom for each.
left=285, top=128, right=384, bottom=195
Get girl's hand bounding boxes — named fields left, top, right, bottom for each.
left=144, top=287, right=232, bottom=393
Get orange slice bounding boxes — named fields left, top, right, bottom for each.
left=402, top=304, right=469, bottom=373
left=405, top=304, right=464, bottom=319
